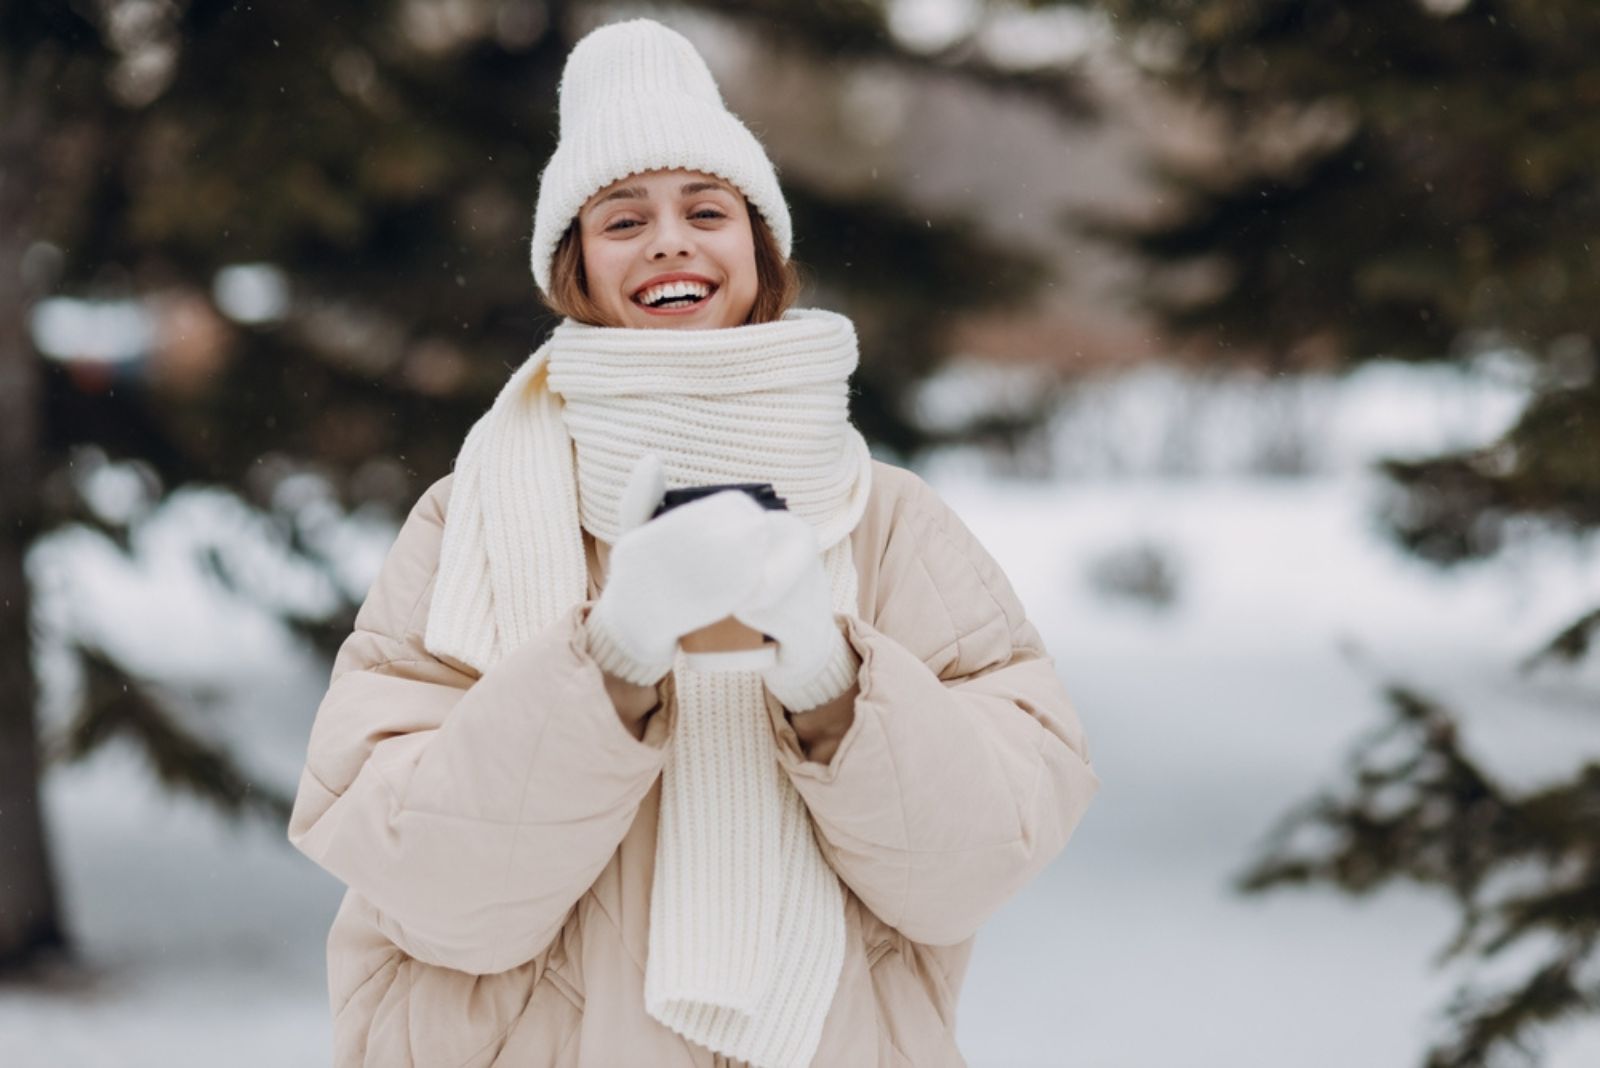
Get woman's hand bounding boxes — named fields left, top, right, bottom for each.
left=736, top=511, right=861, bottom=715
left=679, top=615, right=767, bottom=654
left=584, top=454, right=769, bottom=688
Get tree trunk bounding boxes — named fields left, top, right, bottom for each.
left=0, top=45, right=67, bottom=970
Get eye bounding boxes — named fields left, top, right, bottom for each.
left=692, top=208, right=727, bottom=221
left=604, top=217, right=641, bottom=232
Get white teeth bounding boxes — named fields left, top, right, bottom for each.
left=637, top=280, right=712, bottom=307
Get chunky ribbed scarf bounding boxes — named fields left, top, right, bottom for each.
left=425, top=308, right=872, bottom=1068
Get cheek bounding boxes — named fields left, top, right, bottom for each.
left=722, top=234, right=760, bottom=294
left=730, top=249, right=761, bottom=322
left=578, top=237, right=623, bottom=294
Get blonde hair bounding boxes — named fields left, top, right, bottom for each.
left=541, top=207, right=802, bottom=326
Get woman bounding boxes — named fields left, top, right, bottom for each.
left=289, top=18, right=1099, bottom=1068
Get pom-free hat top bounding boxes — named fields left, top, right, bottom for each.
left=529, top=18, right=793, bottom=295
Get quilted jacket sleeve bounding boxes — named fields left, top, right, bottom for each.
left=770, top=471, right=1100, bottom=947
left=287, top=478, right=670, bottom=976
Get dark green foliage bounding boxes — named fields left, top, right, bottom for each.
left=1088, top=0, right=1600, bottom=369
left=1380, top=378, right=1600, bottom=563
left=1238, top=684, right=1600, bottom=1067
left=48, top=643, right=294, bottom=824
left=1084, top=1, right=1600, bottom=1061
left=788, top=183, right=1048, bottom=454
left=1521, top=608, right=1600, bottom=673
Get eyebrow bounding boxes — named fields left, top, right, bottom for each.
left=592, top=180, right=734, bottom=206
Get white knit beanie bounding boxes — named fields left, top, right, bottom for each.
left=529, top=18, right=793, bottom=295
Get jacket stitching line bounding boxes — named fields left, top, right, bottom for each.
left=500, top=952, right=551, bottom=1058
left=487, top=673, right=562, bottom=975
left=861, top=524, right=1033, bottom=884
left=912, top=551, right=965, bottom=672
left=553, top=1003, right=584, bottom=1062
left=807, top=815, right=1025, bottom=857
left=327, top=631, right=411, bottom=684
left=334, top=638, right=449, bottom=684
left=378, top=806, right=624, bottom=828
left=454, top=1016, right=522, bottom=1068
left=332, top=947, right=403, bottom=1022
left=451, top=954, right=561, bottom=1068
left=922, top=635, right=960, bottom=670
left=302, top=761, right=342, bottom=802
left=543, top=962, right=585, bottom=1011
left=356, top=652, right=446, bottom=670
left=401, top=569, right=438, bottom=641
left=398, top=488, right=447, bottom=638
left=871, top=699, right=915, bottom=930
left=397, top=957, right=420, bottom=1068
left=584, top=887, right=649, bottom=978
left=367, top=754, right=404, bottom=809
left=453, top=945, right=565, bottom=1068
left=1018, top=744, right=1048, bottom=850
left=909, top=485, right=1013, bottom=644
left=870, top=463, right=904, bottom=600
left=868, top=944, right=923, bottom=1068
left=910, top=487, right=1054, bottom=855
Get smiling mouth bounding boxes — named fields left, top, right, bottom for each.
left=632, top=284, right=719, bottom=312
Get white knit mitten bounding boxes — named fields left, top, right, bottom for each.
left=735, top=511, right=860, bottom=712
left=586, top=455, right=771, bottom=685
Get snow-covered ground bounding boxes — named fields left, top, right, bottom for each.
left=945, top=473, right=1600, bottom=1068
left=5, top=360, right=1599, bottom=1067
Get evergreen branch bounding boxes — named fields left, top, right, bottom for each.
left=1427, top=941, right=1597, bottom=1068
left=1378, top=378, right=1600, bottom=565
left=1236, top=680, right=1600, bottom=1066
left=45, top=642, right=292, bottom=825
left=1520, top=607, right=1600, bottom=673
left=1239, top=684, right=1516, bottom=905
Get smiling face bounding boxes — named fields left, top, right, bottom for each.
left=576, top=168, right=760, bottom=329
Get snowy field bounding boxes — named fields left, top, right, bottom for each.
left=5, top=360, right=1600, bottom=1067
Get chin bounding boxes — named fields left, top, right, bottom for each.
left=623, top=306, right=741, bottom=330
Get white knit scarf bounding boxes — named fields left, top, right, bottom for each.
left=425, top=307, right=872, bottom=1068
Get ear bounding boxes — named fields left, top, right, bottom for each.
left=616, top=453, right=666, bottom=534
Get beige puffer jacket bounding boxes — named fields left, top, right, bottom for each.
left=288, top=459, right=1100, bottom=1066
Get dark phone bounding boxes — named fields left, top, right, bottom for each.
left=651, top=483, right=787, bottom=646
left=650, top=482, right=789, bottom=520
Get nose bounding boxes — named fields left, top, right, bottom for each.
left=646, top=213, right=695, bottom=261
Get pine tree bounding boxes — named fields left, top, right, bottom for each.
left=1081, top=1, right=1600, bottom=1061
left=0, top=12, right=65, bottom=968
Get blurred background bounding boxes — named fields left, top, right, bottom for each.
left=2, top=1, right=1598, bottom=1065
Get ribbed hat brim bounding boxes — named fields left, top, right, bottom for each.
left=528, top=20, right=792, bottom=294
